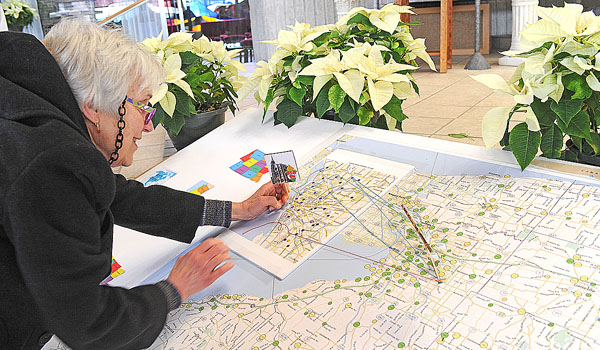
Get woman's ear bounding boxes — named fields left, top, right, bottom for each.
left=81, top=103, right=100, bottom=125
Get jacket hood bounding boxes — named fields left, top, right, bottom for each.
left=0, top=32, right=89, bottom=139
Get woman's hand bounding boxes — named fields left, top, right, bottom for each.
left=231, top=181, right=290, bottom=221
left=167, top=238, right=234, bottom=301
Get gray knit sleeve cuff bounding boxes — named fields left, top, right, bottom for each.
left=201, top=199, right=232, bottom=228
left=156, top=280, right=182, bottom=312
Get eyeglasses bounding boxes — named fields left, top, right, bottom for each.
left=126, top=97, right=155, bottom=125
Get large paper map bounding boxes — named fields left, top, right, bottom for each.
left=47, top=135, right=600, bottom=349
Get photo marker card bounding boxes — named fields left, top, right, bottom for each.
left=187, top=180, right=214, bottom=196
left=265, top=150, right=300, bottom=184
left=143, top=169, right=177, bottom=187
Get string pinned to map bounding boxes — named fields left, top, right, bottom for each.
left=240, top=221, right=444, bottom=284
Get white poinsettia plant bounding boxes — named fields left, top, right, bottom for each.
left=237, top=4, right=435, bottom=129
left=141, top=32, right=246, bottom=136
left=473, top=3, right=600, bottom=170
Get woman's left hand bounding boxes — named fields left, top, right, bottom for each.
left=231, top=181, right=290, bottom=221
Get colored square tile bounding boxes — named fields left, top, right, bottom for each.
left=242, top=170, right=257, bottom=178
left=259, top=167, right=269, bottom=174
left=229, top=161, right=243, bottom=170
left=250, top=164, right=262, bottom=172
left=235, top=165, right=249, bottom=174
left=251, top=173, right=263, bottom=182
left=243, top=158, right=258, bottom=167
left=251, top=150, right=265, bottom=160
left=255, top=160, right=267, bottom=167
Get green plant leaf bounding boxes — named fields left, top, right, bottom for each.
left=296, top=75, right=315, bottom=86
left=562, top=73, right=593, bottom=100
left=163, top=112, right=186, bottom=136
left=529, top=98, right=557, bottom=127
left=382, top=95, right=407, bottom=123
left=328, top=84, right=346, bottom=112
left=198, top=71, right=215, bottom=82
left=179, top=51, right=200, bottom=69
left=357, top=106, right=373, bottom=126
left=338, top=98, right=356, bottom=123
left=509, top=122, right=541, bottom=171
left=448, top=133, right=474, bottom=140
left=315, top=85, right=331, bottom=118
left=584, top=133, right=600, bottom=155
left=312, top=32, right=331, bottom=47
left=540, top=124, right=563, bottom=159
left=262, top=89, right=274, bottom=121
left=556, top=110, right=591, bottom=139
left=288, top=85, right=306, bottom=106
left=550, top=98, right=583, bottom=125
left=347, top=13, right=376, bottom=31
left=276, top=97, right=303, bottom=128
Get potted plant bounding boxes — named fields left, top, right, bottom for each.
left=473, top=3, right=600, bottom=170
left=142, top=32, right=246, bottom=150
left=1, top=0, right=37, bottom=32
left=237, top=4, right=435, bottom=130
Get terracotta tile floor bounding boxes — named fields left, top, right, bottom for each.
left=115, top=53, right=519, bottom=179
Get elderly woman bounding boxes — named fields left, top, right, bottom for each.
left=0, top=19, right=289, bottom=349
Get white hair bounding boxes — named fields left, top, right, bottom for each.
left=43, top=18, right=164, bottom=116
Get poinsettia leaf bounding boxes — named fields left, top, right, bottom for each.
left=328, top=84, right=346, bottom=112
left=509, top=122, right=541, bottom=171
left=562, top=73, right=593, bottom=100
left=357, top=106, right=373, bottom=126
left=556, top=110, right=591, bottom=139
left=338, top=98, right=356, bottom=123
left=162, top=112, right=186, bottom=136
left=584, top=133, right=600, bottom=155
left=288, top=85, right=306, bottom=106
left=550, top=98, right=583, bottom=125
left=276, top=97, right=302, bottom=128
left=530, top=98, right=557, bottom=127
left=540, top=124, right=563, bottom=159
left=382, top=95, right=407, bottom=123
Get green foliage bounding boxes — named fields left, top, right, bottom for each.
left=1, top=0, right=37, bottom=27
left=509, top=123, right=541, bottom=171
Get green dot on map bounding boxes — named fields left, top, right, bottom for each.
left=472, top=253, right=477, bottom=257
left=406, top=196, right=412, bottom=199
left=211, top=305, right=217, bottom=310
left=414, top=283, right=421, bottom=288
left=388, top=305, right=395, bottom=310
left=365, top=292, right=372, bottom=297
left=199, top=307, right=204, bottom=311
left=226, top=305, right=230, bottom=308
left=386, top=276, right=391, bottom=280
left=586, top=293, right=592, bottom=297
left=328, top=301, right=333, bottom=305
left=359, top=292, right=363, bottom=296
left=417, top=263, right=424, bottom=268
left=417, top=188, right=423, bottom=192
left=334, top=284, right=341, bottom=289
left=478, top=212, right=485, bottom=216
left=260, top=298, right=264, bottom=301
left=457, top=232, right=463, bottom=236
left=447, top=249, right=452, bottom=252
left=429, top=225, right=436, bottom=230
left=566, top=217, right=572, bottom=220
left=386, top=268, right=390, bottom=271
left=282, top=295, right=288, bottom=299
left=374, top=280, right=379, bottom=284
left=432, top=219, right=438, bottom=223
left=456, top=221, right=461, bottom=224
left=210, top=297, right=216, bottom=302
left=441, top=332, right=449, bottom=338
left=488, top=303, right=493, bottom=307
left=591, top=282, right=597, bottom=286
left=303, top=290, right=307, bottom=293
left=386, top=289, right=391, bottom=293
left=272, top=340, right=279, bottom=346
left=494, top=254, right=502, bottom=259
left=420, top=271, right=427, bottom=275
left=388, top=204, right=394, bottom=208
left=548, top=322, right=554, bottom=327
left=442, top=228, right=449, bottom=232
left=353, top=322, right=360, bottom=327
left=413, top=208, right=419, bottom=212
left=399, top=279, right=405, bottom=284
left=398, top=342, right=406, bottom=348
left=420, top=207, right=425, bottom=211
left=469, top=274, right=476, bottom=279
left=414, top=301, right=420, bottom=305
left=441, top=239, right=448, bottom=243
left=364, top=276, right=370, bottom=281
left=449, top=194, right=454, bottom=197
left=322, top=322, right=327, bottom=326
left=304, top=311, right=308, bottom=315
left=498, top=184, right=504, bottom=188
left=567, top=258, right=574, bottom=264
left=355, top=277, right=362, bottom=282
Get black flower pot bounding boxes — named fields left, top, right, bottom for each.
left=566, top=139, right=600, bottom=167
left=7, top=23, right=24, bottom=32
left=168, top=107, right=226, bottom=150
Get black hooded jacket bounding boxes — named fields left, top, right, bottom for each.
left=0, top=33, right=229, bottom=349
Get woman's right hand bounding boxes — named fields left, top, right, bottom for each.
left=167, top=238, right=234, bottom=301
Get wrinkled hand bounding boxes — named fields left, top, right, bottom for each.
left=231, top=181, right=290, bottom=221
left=167, top=238, right=234, bottom=301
